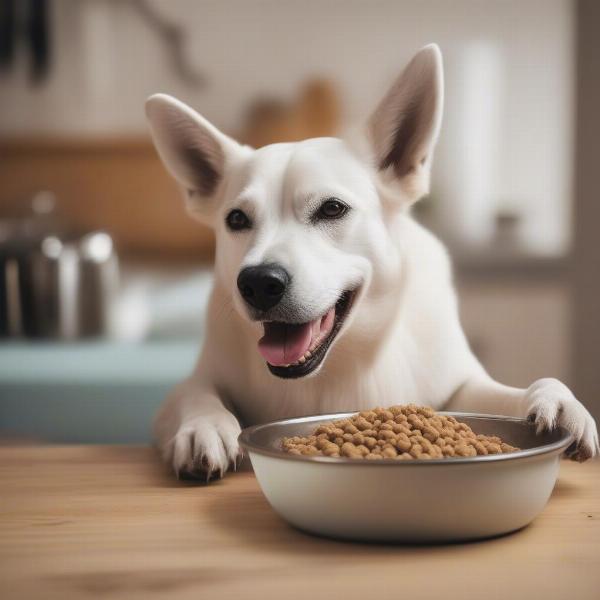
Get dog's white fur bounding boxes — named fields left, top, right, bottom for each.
left=146, top=45, right=598, bottom=478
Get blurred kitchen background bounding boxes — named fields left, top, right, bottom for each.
left=1, top=0, right=598, bottom=443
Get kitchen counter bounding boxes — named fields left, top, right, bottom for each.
left=0, top=341, right=198, bottom=443
left=1, top=446, right=598, bottom=599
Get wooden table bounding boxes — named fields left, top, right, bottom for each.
left=1, top=446, right=599, bottom=600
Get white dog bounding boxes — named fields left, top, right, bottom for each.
left=146, top=45, right=598, bottom=479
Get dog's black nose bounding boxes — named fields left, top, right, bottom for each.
left=237, top=264, right=290, bottom=311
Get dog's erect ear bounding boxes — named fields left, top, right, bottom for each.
left=368, top=44, right=443, bottom=203
left=145, top=94, right=247, bottom=223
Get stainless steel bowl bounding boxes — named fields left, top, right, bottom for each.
left=239, top=412, right=572, bottom=543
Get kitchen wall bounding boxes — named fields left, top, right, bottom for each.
left=0, top=0, right=574, bottom=256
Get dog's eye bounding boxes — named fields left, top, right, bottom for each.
left=226, top=209, right=252, bottom=231
left=315, top=198, right=349, bottom=221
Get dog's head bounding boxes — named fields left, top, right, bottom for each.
left=146, top=45, right=443, bottom=379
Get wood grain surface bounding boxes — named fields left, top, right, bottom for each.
left=0, top=445, right=598, bottom=600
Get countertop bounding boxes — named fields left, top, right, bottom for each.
left=1, top=446, right=598, bottom=600
left=0, top=341, right=198, bottom=443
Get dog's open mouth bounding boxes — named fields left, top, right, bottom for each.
left=258, top=290, right=357, bottom=379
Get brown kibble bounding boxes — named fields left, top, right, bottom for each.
left=364, top=436, right=377, bottom=449
left=455, top=445, right=470, bottom=457
left=282, top=405, right=520, bottom=460
left=420, top=438, right=434, bottom=453
left=407, top=414, right=423, bottom=427
left=316, top=438, right=329, bottom=450
left=464, top=445, right=477, bottom=457
left=431, top=445, right=443, bottom=458
left=355, top=417, right=371, bottom=430
left=396, top=424, right=412, bottom=436
left=353, top=432, right=365, bottom=445
left=341, top=442, right=361, bottom=458
left=472, top=441, right=488, bottom=455
left=423, top=426, right=439, bottom=442
left=409, top=443, right=423, bottom=458
left=413, top=435, right=427, bottom=447
left=395, top=434, right=412, bottom=452
left=356, top=444, right=370, bottom=457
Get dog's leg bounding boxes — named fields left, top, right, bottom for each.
left=446, top=374, right=599, bottom=462
left=153, top=375, right=242, bottom=480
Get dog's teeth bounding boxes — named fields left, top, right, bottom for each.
left=305, top=351, right=312, bottom=358
left=299, top=356, right=306, bottom=364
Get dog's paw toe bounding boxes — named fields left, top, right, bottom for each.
left=163, top=414, right=242, bottom=481
left=563, top=420, right=599, bottom=462
left=526, top=378, right=599, bottom=462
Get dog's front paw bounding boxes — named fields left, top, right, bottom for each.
left=525, top=378, right=599, bottom=462
left=162, top=412, right=242, bottom=481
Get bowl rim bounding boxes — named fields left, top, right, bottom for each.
left=238, top=411, right=574, bottom=466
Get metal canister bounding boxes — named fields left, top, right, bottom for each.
left=0, top=226, right=118, bottom=339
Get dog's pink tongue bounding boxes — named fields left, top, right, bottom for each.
left=258, top=308, right=335, bottom=366
left=258, top=321, right=313, bottom=366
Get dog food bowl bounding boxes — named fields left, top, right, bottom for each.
left=239, top=412, right=572, bottom=543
